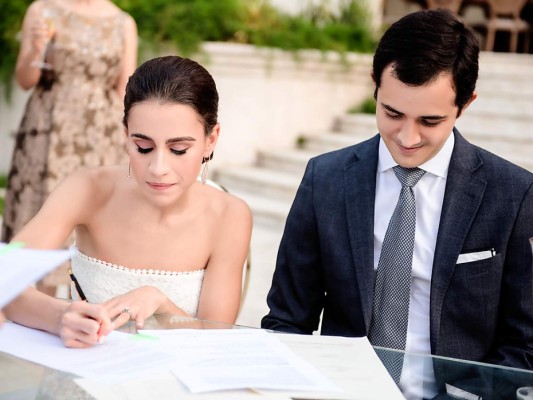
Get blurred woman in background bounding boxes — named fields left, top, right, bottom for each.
left=2, top=0, right=137, bottom=295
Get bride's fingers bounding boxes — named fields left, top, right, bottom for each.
left=134, top=309, right=152, bottom=329
left=112, top=309, right=134, bottom=329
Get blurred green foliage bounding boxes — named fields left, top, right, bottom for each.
left=114, top=0, right=246, bottom=55
left=1, top=0, right=376, bottom=98
left=0, top=0, right=33, bottom=99
left=237, top=0, right=376, bottom=53
left=348, top=96, right=376, bottom=114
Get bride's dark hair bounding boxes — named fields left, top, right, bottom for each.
left=123, top=56, right=219, bottom=140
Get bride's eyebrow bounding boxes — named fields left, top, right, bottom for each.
left=130, top=133, right=196, bottom=144
left=167, top=136, right=196, bottom=144
left=131, top=133, right=153, bottom=142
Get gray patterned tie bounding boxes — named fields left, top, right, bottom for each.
left=368, top=166, right=426, bottom=380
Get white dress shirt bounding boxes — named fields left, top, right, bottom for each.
left=373, top=133, right=454, bottom=399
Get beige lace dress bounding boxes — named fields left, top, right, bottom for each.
left=2, top=0, right=129, bottom=285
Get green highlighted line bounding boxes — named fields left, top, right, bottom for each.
left=0, top=241, right=25, bottom=256
left=130, top=333, right=160, bottom=341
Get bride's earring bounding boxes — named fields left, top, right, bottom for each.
left=201, top=157, right=209, bottom=185
left=127, top=163, right=131, bottom=179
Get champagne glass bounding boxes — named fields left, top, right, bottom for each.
left=30, top=8, right=56, bottom=70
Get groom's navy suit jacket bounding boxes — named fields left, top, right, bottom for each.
left=262, top=130, right=533, bottom=370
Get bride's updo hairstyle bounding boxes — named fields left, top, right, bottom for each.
left=123, top=56, right=219, bottom=153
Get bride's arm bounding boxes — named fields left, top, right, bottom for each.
left=196, top=195, right=253, bottom=324
left=4, top=169, right=114, bottom=346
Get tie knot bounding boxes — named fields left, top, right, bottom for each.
left=393, top=166, right=426, bottom=187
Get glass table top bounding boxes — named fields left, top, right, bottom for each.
left=1, top=315, right=532, bottom=400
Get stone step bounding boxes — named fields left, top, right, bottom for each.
left=479, top=52, right=533, bottom=72
left=213, top=167, right=300, bottom=228
left=476, top=52, right=533, bottom=104
left=226, top=188, right=291, bottom=229
left=213, top=166, right=301, bottom=202
left=256, top=148, right=317, bottom=175
left=466, top=97, right=533, bottom=121
left=455, top=117, right=533, bottom=143
left=476, top=80, right=533, bottom=100
left=476, top=55, right=533, bottom=99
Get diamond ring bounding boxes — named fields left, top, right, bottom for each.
left=121, top=306, right=133, bottom=320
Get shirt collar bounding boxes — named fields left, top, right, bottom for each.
left=378, top=132, right=454, bottom=179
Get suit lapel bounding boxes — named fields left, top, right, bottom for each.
left=345, top=135, right=379, bottom=331
left=430, top=130, right=487, bottom=352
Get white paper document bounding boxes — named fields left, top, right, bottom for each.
left=0, top=323, right=175, bottom=381
left=71, top=331, right=404, bottom=400
left=271, top=333, right=405, bottom=400
left=0, top=242, right=73, bottom=307
left=141, top=329, right=341, bottom=394
left=0, top=324, right=339, bottom=395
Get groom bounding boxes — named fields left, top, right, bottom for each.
left=262, top=7, right=533, bottom=391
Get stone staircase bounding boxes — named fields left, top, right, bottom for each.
left=213, top=52, right=533, bottom=229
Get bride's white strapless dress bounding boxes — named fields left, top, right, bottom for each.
left=70, top=247, right=205, bottom=316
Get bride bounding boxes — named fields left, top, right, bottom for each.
left=4, top=56, right=252, bottom=348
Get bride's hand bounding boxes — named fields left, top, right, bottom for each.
left=103, top=286, right=179, bottom=329
left=58, top=301, right=113, bottom=348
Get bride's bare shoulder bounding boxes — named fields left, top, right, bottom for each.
left=67, top=165, right=128, bottom=205
left=202, top=183, right=252, bottom=224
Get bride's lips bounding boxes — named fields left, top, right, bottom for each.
left=147, top=182, right=175, bottom=191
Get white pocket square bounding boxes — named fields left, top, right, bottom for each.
left=457, top=249, right=496, bottom=264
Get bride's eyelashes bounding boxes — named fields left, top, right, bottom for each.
left=136, top=145, right=152, bottom=154
left=135, top=145, right=188, bottom=156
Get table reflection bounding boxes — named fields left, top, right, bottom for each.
left=374, top=346, right=533, bottom=400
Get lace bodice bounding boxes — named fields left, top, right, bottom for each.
left=70, top=248, right=205, bottom=316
